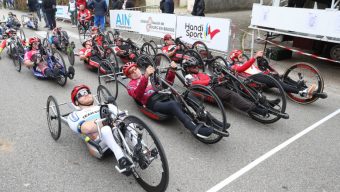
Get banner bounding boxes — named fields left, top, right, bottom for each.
left=176, top=16, right=231, bottom=52
left=110, top=10, right=140, bottom=32
left=56, top=5, right=70, bottom=20
left=137, top=13, right=177, bottom=38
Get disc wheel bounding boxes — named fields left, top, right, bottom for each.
left=53, top=51, right=68, bottom=86
left=46, top=95, right=61, bottom=140
left=140, top=42, right=157, bottom=57
left=180, top=49, right=205, bottom=76
left=282, top=62, right=324, bottom=104
left=192, top=41, right=211, bottom=61
left=122, top=115, right=169, bottom=192
left=246, top=73, right=287, bottom=124
left=184, top=85, right=227, bottom=144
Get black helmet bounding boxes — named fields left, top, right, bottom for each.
left=182, top=57, right=199, bottom=69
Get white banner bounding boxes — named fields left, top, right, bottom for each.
left=110, top=10, right=140, bottom=32
left=138, top=13, right=177, bottom=38
left=56, top=5, right=70, bottom=20
left=251, top=4, right=340, bottom=39
left=176, top=16, right=231, bottom=52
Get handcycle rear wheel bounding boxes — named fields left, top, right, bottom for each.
left=192, top=41, right=211, bottom=61
left=53, top=51, right=68, bottom=86
left=122, top=115, right=169, bottom=192
left=246, top=73, right=287, bottom=124
left=46, top=95, right=61, bottom=140
left=184, top=85, right=227, bottom=144
left=282, top=62, right=324, bottom=104
left=10, top=42, right=22, bottom=72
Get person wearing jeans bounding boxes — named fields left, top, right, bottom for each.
left=88, top=0, right=107, bottom=32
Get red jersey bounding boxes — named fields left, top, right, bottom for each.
left=230, top=58, right=270, bottom=77
left=77, top=9, right=92, bottom=21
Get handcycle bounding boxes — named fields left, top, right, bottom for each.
left=46, top=85, right=169, bottom=192
left=43, top=27, right=75, bottom=57
left=100, top=54, right=229, bottom=144
left=206, top=56, right=289, bottom=124
left=77, top=17, right=94, bottom=44
left=12, top=41, right=75, bottom=86
left=8, top=28, right=26, bottom=71
left=21, top=13, right=38, bottom=30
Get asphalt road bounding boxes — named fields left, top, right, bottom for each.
left=0, top=9, right=340, bottom=192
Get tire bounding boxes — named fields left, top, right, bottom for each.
left=106, top=30, right=119, bottom=44
left=329, top=44, right=340, bottom=61
left=67, top=49, right=75, bottom=66
left=122, top=115, right=169, bottom=192
left=180, top=49, right=205, bottom=76
left=148, top=40, right=159, bottom=52
left=97, top=48, right=119, bottom=84
left=192, top=41, right=211, bottom=61
left=97, top=84, right=117, bottom=105
left=10, top=42, right=22, bottom=72
left=53, top=51, right=68, bottom=86
left=184, top=85, right=227, bottom=144
left=46, top=95, right=61, bottom=140
left=136, top=54, right=155, bottom=71
left=141, top=42, right=156, bottom=57
left=246, top=74, right=287, bottom=124
left=282, top=62, right=324, bottom=104
left=153, top=53, right=171, bottom=75
left=42, top=38, right=54, bottom=54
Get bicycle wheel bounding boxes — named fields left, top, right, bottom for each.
left=10, top=42, right=21, bottom=72
left=53, top=51, right=68, bottom=86
left=246, top=73, right=287, bottom=124
left=184, top=85, right=227, bottom=144
left=154, top=53, right=171, bottom=75
left=148, top=40, right=159, bottom=52
left=97, top=84, right=117, bottom=105
left=282, top=62, right=324, bottom=104
left=122, top=115, right=169, bottom=192
left=136, top=54, right=155, bottom=71
left=106, top=30, right=119, bottom=44
left=17, top=28, right=25, bottom=41
left=141, top=42, right=156, bottom=57
left=105, top=47, right=119, bottom=71
left=79, top=27, right=91, bottom=44
left=181, top=49, right=205, bottom=76
left=46, top=95, right=61, bottom=140
left=192, top=41, right=211, bottom=61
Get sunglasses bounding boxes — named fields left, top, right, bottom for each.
left=76, top=89, right=91, bottom=99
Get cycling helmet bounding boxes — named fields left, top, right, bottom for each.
left=82, top=37, right=92, bottom=47
left=71, top=84, right=91, bottom=105
left=163, top=34, right=172, bottom=41
left=122, top=62, right=138, bottom=76
left=182, top=57, right=199, bottom=69
left=29, top=37, right=41, bottom=46
left=91, top=26, right=99, bottom=32
left=229, top=49, right=243, bottom=62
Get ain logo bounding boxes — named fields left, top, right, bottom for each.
left=116, top=13, right=132, bottom=26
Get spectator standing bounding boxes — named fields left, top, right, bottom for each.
left=68, top=0, right=77, bottom=27
left=43, top=0, right=57, bottom=30
left=112, top=0, right=123, bottom=9
left=163, top=0, right=174, bottom=14
left=191, top=0, right=205, bottom=16
left=28, top=0, right=38, bottom=13
left=88, top=0, right=107, bottom=32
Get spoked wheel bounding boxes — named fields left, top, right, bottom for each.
left=148, top=40, right=159, bottom=52
left=105, top=47, right=119, bottom=72
left=184, top=85, right=227, bottom=144
left=140, top=42, right=157, bottom=57
left=106, top=30, right=119, bottom=44
left=97, top=48, right=119, bottom=85
left=79, top=28, right=92, bottom=44
left=17, top=28, right=26, bottom=40
left=46, top=95, right=61, bottom=140
left=53, top=51, right=68, bottom=86
left=136, top=54, right=155, bottom=72
left=282, top=62, right=325, bottom=104
left=97, top=84, right=117, bottom=105
left=153, top=53, right=171, bottom=74
left=10, top=42, right=22, bottom=72
left=42, top=38, right=53, bottom=54
left=192, top=41, right=211, bottom=61
left=181, top=49, right=205, bottom=76
left=246, top=73, right=287, bottom=124
left=122, top=115, right=169, bottom=192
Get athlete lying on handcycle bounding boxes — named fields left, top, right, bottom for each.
left=123, top=61, right=229, bottom=138
left=113, top=37, right=138, bottom=64
left=0, top=28, right=26, bottom=59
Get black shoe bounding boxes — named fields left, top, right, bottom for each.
left=67, top=66, right=75, bottom=79
left=118, top=157, right=132, bottom=176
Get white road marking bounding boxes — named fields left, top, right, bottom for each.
left=207, top=108, right=340, bottom=192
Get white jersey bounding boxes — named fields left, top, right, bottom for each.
left=67, top=104, right=119, bottom=134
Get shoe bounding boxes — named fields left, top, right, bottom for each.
left=118, top=157, right=132, bottom=176
left=44, top=25, right=49, bottom=28
left=67, top=66, right=75, bottom=79
left=72, top=25, right=77, bottom=28
left=299, top=84, right=317, bottom=99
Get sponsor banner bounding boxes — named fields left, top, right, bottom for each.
left=176, top=16, right=231, bottom=52
left=110, top=10, right=140, bottom=32
left=138, top=13, right=177, bottom=38
left=56, top=5, right=70, bottom=20
left=251, top=4, right=340, bottom=39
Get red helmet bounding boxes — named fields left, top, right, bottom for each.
left=122, top=62, right=138, bottom=76
left=5, top=28, right=16, bottom=35
left=229, top=49, right=243, bottom=62
left=71, top=84, right=91, bottom=105
left=91, top=26, right=99, bottom=32
left=163, top=34, right=172, bottom=41
left=29, top=37, right=41, bottom=46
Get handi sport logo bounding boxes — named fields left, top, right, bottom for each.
left=204, top=24, right=220, bottom=40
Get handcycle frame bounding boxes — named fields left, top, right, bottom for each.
left=21, top=13, right=38, bottom=30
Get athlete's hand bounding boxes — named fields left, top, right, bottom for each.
left=255, top=51, right=263, bottom=58
left=145, top=65, right=155, bottom=77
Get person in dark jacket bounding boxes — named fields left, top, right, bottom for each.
left=122, top=0, right=134, bottom=9
left=112, top=0, right=123, bottom=9
left=163, top=0, right=174, bottom=14
left=28, top=0, right=38, bottom=12
left=42, top=0, right=57, bottom=30
left=88, top=0, right=107, bottom=32
left=191, top=0, right=205, bottom=16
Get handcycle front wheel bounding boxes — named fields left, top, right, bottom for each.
left=46, top=95, right=62, bottom=141
left=140, top=42, right=157, bottom=57
left=97, top=84, right=117, bottom=105
left=192, top=41, right=211, bottom=61
left=10, top=42, right=22, bottom=72
left=122, top=115, right=169, bottom=192
left=53, top=51, right=68, bottom=86
left=282, top=62, right=325, bottom=104
left=184, top=85, right=227, bottom=144
left=246, top=73, right=287, bottom=124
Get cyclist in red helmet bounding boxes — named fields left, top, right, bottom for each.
left=67, top=84, right=133, bottom=172
left=23, top=37, right=59, bottom=77
left=229, top=49, right=316, bottom=99
left=162, top=34, right=181, bottom=58
left=182, top=57, right=283, bottom=118
left=124, top=61, right=228, bottom=138
left=91, top=26, right=104, bottom=46
left=79, top=37, right=111, bottom=74
left=113, top=37, right=136, bottom=64
left=0, top=29, right=26, bottom=59
left=77, top=4, right=92, bottom=29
